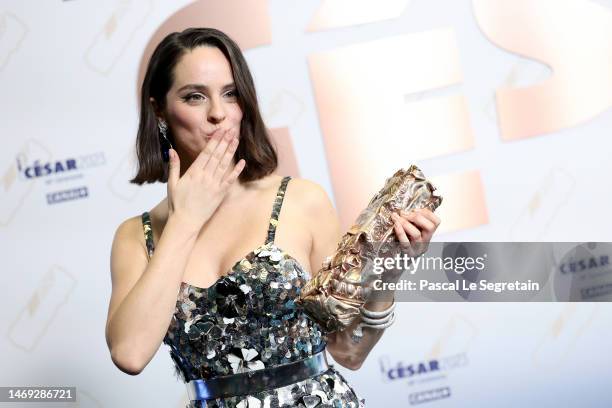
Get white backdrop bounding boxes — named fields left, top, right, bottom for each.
left=2, top=0, right=612, bottom=407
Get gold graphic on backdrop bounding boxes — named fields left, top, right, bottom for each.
left=428, top=314, right=478, bottom=361
left=84, top=0, right=153, bottom=75
left=474, top=0, right=612, bottom=139
left=7, top=266, right=77, bottom=352
left=429, top=170, right=488, bottom=234
left=532, top=303, right=597, bottom=368
left=307, top=0, right=413, bottom=31
left=0, top=12, right=28, bottom=71
left=483, top=58, right=551, bottom=123
left=1, top=140, right=52, bottom=227
left=508, top=167, right=575, bottom=240
left=308, top=30, right=478, bottom=232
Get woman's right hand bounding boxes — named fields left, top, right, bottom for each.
left=166, top=127, right=245, bottom=229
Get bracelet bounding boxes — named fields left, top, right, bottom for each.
left=359, top=301, right=395, bottom=318
left=351, top=301, right=396, bottom=343
left=359, top=313, right=394, bottom=325
left=361, top=312, right=396, bottom=328
left=351, top=313, right=396, bottom=343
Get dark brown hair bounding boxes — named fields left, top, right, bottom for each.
left=130, top=27, right=277, bottom=185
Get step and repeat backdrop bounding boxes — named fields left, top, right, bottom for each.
left=2, top=0, right=612, bottom=407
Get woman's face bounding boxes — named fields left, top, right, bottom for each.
left=154, top=45, right=243, bottom=160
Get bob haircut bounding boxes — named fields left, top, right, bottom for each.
left=130, top=27, right=277, bottom=185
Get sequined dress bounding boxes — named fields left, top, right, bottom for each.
left=141, top=176, right=366, bottom=408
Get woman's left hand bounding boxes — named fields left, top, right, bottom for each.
left=391, top=207, right=441, bottom=258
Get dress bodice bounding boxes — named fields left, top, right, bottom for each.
left=140, top=176, right=365, bottom=408
left=141, top=176, right=327, bottom=382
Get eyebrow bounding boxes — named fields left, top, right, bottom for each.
left=177, top=83, right=235, bottom=92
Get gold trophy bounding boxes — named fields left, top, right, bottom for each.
left=296, top=165, right=442, bottom=333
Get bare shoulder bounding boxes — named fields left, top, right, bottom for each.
left=114, top=214, right=144, bottom=238
left=111, top=214, right=148, bottom=261
left=287, top=177, right=336, bottom=217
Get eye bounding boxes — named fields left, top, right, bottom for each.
left=184, top=93, right=205, bottom=102
left=224, top=89, right=238, bottom=98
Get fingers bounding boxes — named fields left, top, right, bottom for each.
left=392, top=212, right=423, bottom=242
left=392, top=208, right=442, bottom=257
left=403, top=209, right=441, bottom=244
left=167, top=148, right=179, bottom=197
left=410, top=208, right=441, bottom=227
left=391, top=212, right=413, bottom=254
left=187, top=128, right=225, bottom=176
left=202, top=128, right=235, bottom=177
left=212, top=128, right=240, bottom=180
left=400, top=210, right=436, bottom=235
left=219, top=158, right=246, bottom=191
left=392, top=214, right=411, bottom=243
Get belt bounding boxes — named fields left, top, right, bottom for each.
left=186, top=350, right=330, bottom=401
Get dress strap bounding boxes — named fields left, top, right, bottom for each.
left=141, top=211, right=155, bottom=259
left=265, top=176, right=291, bottom=245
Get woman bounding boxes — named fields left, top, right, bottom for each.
left=105, top=27, right=440, bottom=408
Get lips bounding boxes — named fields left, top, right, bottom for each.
left=205, top=128, right=238, bottom=139
left=204, top=129, right=225, bottom=137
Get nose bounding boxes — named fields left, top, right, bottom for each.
left=207, top=96, right=226, bottom=124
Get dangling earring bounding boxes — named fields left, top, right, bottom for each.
left=158, top=120, right=174, bottom=163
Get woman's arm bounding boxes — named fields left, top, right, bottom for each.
left=304, top=181, right=440, bottom=371
left=302, top=181, right=387, bottom=370
left=105, top=214, right=200, bottom=375
left=106, top=138, right=243, bottom=375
